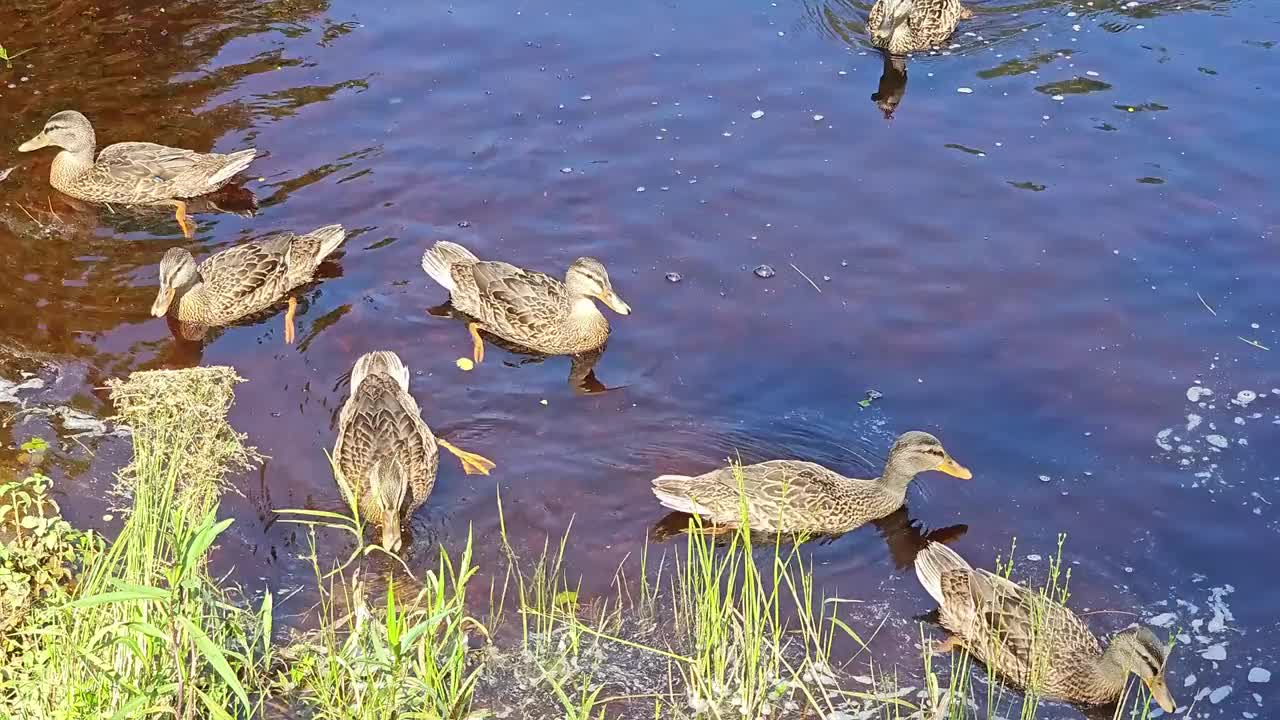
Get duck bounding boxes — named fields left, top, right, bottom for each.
left=333, top=351, right=495, bottom=552
left=914, top=541, right=1177, bottom=713
left=867, top=0, right=973, bottom=55
left=650, top=431, right=972, bottom=534
left=150, top=224, right=346, bottom=344
left=421, top=241, right=631, bottom=363
left=17, top=110, right=256, bottom=238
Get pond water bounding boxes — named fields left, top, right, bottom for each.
left=1, top=0, right=1277, bottom=714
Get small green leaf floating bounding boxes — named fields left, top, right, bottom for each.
left=857, top=389, right=884, bottom=409
left=21, top=437, right=49, bottom=453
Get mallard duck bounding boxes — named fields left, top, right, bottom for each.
left=650, top=431, right=971, bottom=534
left=867, top=0, right=973, bottom=55
left=17, top=110, right=256, bottom=238
left=333, top=351, right=495, bottom=552
left=914, top=541, right=1177, bottom=713
left=421, top=241, right=630, bottom=363
left=150, top=224, right=346, bottom=344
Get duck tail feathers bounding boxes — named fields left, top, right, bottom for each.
left=914, top=540, right=971, bottom=606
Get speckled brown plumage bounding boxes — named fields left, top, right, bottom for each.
left=867, top=0, right=972, bottom=55
left=333, top=352, right=439, bottom=553
left=650, top=431, right=972, bottom=534
left=422, top=241, right=631, bottom=359
left=19, top=110, right=255, bottom=205
left=915, top=542, right=1177, bottom=712
left=151, top=224, right=345, bottom=329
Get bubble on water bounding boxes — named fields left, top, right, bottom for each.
left=751, top=110, right=765, bottom=119
left=1187, top=386, right=1213, bottom=402
left=1233, top=390, right=1257, bottom=407
left=579, top=94, right=592, bottom=101
left=753, top=264, right=776, bottom=279
left=636, top=186, right=646, bottom=192
left=560, top=167, right=573, bottom=174
left=956, top=87, right=974, bottom=94
left=813, top=114, right=825, bottom=121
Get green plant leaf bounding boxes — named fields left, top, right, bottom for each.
left=179, top=516, right=234, bottom=580
left=194, top=686, right=237, bottom=720
left=68, top=587, right=167, bottom=608
left=177, top=615, right=251, bottom=712
left=21, top=437, right=49, bottom=453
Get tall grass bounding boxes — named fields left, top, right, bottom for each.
left=0, top=367, right=269, bottom=719
left=275, top=530, right=487, bottom=719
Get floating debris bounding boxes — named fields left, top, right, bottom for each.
left=0, top=166, right=14, bottom=183
left=636, top=186, right=646, bottom=192
left=457, top=220, right=471, bottom=228
left=1149, top=612, right=1177, bottom=628
left=751, top=109, right=765, bottom=119
left=1248, top=668, right=1270, bottom=683
left=665, top=272, right=682, bottom=283
left=1206, top=434, right=1229, bottom=449
left=857, top=389, right=883, bottom=409
left=1201, top=644, right=1227, bottom=661
left=753, top=264, right=776, bottom=279
left=1209, top=686, right=1232, bottom=704
left=456, top=357, right=474, bottom=372
left=813, top=114, right=825, bottom=121
left=956, top=87, right=974, bottom=94
left=578, top=94, right=592, bottom=101
left=559, top=167, right=573, bottom=174
left=1187, top=386, right=1213, bottom=402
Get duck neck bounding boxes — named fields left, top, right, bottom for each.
left=172, top=277, right=207, bottom=321
left=877, top=458, right=918, bottom=497
left=1087, top=645, right=1133, bottom=701
left=51, top=146, right=96, bottom=187
left=567, top=296, right=608, bottom=335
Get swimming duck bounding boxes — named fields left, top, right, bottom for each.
left=150, top=224, right=346, bottom=344
left=17, top=110, right=255, bottom=238
left=914, top=541, right=1177, bottom=713
left=867, top=0, right=973, bottom=55
left=421, top=241, right=630, bottom=363
left=333, top=351, right=495, bottom=552
left=650, top=431, right=971, bottom=534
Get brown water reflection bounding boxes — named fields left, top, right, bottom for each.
left=3, top=0, right=1279, bottom=713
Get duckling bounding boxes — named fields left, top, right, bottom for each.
left=867, top=0, right=973, bottom=55
left=422, top=241, right=630, bottom=363
left=17, top=110, right=255, bottom=238
left=150, top=224, right=345, bottom=344
left=650, top=431, right=971, bottom=534
left=915, top=541, right=1177, bottom=713
left=333, top=351, right=495, bottom=552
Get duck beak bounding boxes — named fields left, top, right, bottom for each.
left=599, top=289, right=631, bottom=316
left=935, top=456, right=972, bottom=480
left=151, top=287, right=175, bottom=317
left=18, top=132, right=50, bottom=152
left=1146, top=678, right=1176, bottom=714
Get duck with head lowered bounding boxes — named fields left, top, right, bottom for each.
left=915, top=541, right=1177, bottom=713
left=650, top=431, right=972, bottom=535
left=18, top=110, right=255, bottom=238
left=334, top=351, right=495, bottom=553
left=867, top=0, right=973, bottom=55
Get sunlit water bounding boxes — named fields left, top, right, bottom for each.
left=1, top=0, right=1277, bottom=713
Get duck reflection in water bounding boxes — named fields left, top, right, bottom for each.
left=427, top=300, right=616, bottom=394
left=871, top=52, right=909, bottom=119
